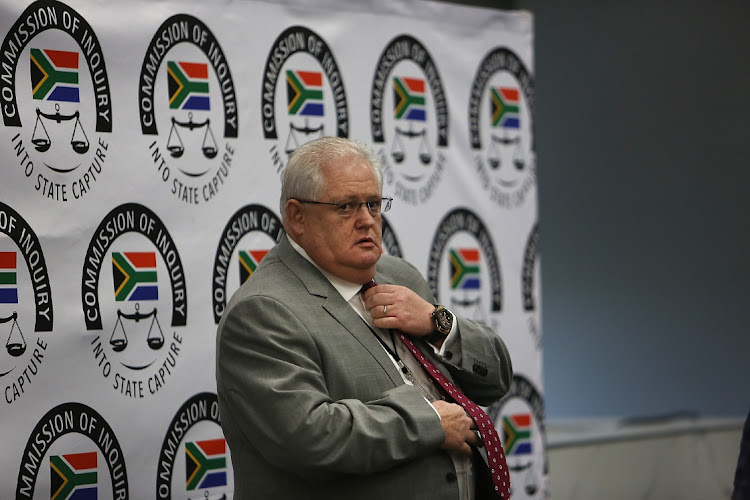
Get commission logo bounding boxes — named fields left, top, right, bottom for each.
left=468, top=47, right=535, bottom=209
left=427, top=208, right=501, bottom=330
left=370, top=35, right=448, bottom=206
left=522, top=223, right=542, bottom=349
left=156, top=392, right=232, bottom=499
left=15, top=402, right=128, bottom=499
left=211, top=205, right=284, bottom=323
left=0, top=203, right=53, bottom=406
left=488, top=375, right=548, bottom=499
left=81, top=203, right=187, bottom=399
left=139, top=14, right=238, bottom=205
left=261, top=26, right=348, bottom=174
left=1, top=0, right=113, bottom=202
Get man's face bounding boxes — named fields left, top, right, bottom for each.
left=298, top=156, right=383, bottom=284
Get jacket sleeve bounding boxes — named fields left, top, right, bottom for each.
left=216, top=293, right=445, bottom=481
left=440, top=315, right=513, bottom=407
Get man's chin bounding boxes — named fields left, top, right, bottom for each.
left=358, top=248, right=382, bottom=266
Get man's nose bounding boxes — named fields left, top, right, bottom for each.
left=353, top=204, right=376, bottom=226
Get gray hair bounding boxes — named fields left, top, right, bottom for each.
left=280, top=137, right=383, bottom=218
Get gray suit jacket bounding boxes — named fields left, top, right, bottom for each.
left=216, top=236, right=512, bottom=499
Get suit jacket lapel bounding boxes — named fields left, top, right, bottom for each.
left=275, top=237, right=404, bottom=386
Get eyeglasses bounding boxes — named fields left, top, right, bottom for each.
left=296, top=197, right=393, bottom=218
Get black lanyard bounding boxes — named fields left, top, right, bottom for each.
left=367, top=325, right=410, bottom=377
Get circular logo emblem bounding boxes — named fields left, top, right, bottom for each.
left=81, top=203, right=188, bottom=399
left=370, top=35, right=449, bottom=206
left=15, top=402, right=128, bottom=499
left=156, top=393, right=232, bottom=499
left=0, top=203, right=53, bottom=405
left=1, top=0, right=113, bottom=202
left=261, top=26, right=349, bottom=174
left=211, top=205, right=284, bottom=323
left=469, top=47, right=535, bottom=209
left=138, top=14, right=239, bottom=204
left=427, top=208, right=502, bottom=329
left=488, top=374, right=548, bottom=499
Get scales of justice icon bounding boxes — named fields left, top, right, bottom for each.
left=390, top=122, right=433, bottom=165
left=2, top=311, right=26, bottom=357
left=508, top=453, right=541, bottom=497
left=109, top=303, right=164, bottom=353
left=166, top=112, right=218, bottom=159
left=284, top=118, right=324, bottom=155
left=31, top=103, right=90, bottom=155
left=487, top=132, right=525, bottom=171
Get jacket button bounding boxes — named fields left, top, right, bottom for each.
left=444, top=351, right=453, bottom=360
left=472, top=363, right=488, bottom=376
left=445, top=471, right=457, bottom=482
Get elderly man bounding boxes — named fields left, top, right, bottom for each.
left=216, top=137, right=512, bottom=499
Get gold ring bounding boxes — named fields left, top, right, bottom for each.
left=383, top=305, right=387, bottom=316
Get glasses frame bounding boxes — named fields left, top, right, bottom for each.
left=295, top=197, right=393, bottom=218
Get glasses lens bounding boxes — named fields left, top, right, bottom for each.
left=332, top=199, right=391, bottom=218
left=335, top=201, right=356, bottom=217
left=365, top=199, right=382, bottom=215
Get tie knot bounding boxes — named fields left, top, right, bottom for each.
left=360, top=280, right=376, bottom=293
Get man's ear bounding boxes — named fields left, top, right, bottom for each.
left=285, top=199, right=305, bottom=236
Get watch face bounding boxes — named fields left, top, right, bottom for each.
left=439, top=310, right=452, bottom=327
left=434, top=307, right=453, bottom=333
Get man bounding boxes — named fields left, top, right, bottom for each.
left=216, top=137, right=512, bottom=499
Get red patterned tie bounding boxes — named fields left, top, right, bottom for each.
left=361, top=281, right=511, bottom=499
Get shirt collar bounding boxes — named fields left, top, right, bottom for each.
left=287, top=234, right=363, bottom=302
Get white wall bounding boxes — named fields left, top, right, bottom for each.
left=518, top=0, right=750, bottom=418
left=547, top=418, right=743, bottom=499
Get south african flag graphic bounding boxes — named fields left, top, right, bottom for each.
left=167, top=60, right=210, bottom=111
left=112, top=252, right=158, bottom=302
left=449, top=248, right=481, bottom=291
left=185, top=439, right=227, bottom=490
left=490, top=86, right=520, bottom=129
left=30, top=48, right=80, bottom=103
left=0, top=251, right=18, bottom=304
left=502, top=413, right=533, bottom=456
left=393, top=76, right=426, bottom=121
left=286, top=70, right=324, bottom=117
left=50, top=451, right=97, bottom=500
left=238, top=250, right=269, bottom=284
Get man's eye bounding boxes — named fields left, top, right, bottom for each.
left=366, top=201, right=379, bottom=210
left=337, top=202, right=354, bottom=212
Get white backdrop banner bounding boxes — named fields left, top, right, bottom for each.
left=0, top=0, right=544, bottom=498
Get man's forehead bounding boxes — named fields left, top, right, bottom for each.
left=322, top=155, right=371, bottom=172
left=322, top=160, right=379, bottom=190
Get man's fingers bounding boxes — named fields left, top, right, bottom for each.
left=457, top=442, right=473, bottom=457
left=435, top=401, right=483, bottom=456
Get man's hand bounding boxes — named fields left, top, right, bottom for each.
left=362, top=284, right=434, bottom=335
left=433, top=400, right=479, bottom=457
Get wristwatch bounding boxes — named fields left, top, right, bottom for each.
left=431, top=305, right=453, bottom=336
